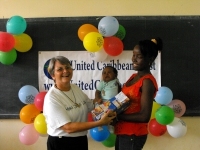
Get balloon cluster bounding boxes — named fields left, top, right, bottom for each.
left=78, top=16, right=126, bottom=62
left=148, top=86, right=187, bottom=138
left=87, top=113, right=116, bottom=148
left=0, top=15, right=33, bottom=65
left=18, top=85, right=47, bottom=145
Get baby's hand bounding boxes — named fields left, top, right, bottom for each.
left=94, top=98, right=103, bottom=105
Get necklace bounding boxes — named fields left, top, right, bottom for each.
left=55, top=85, right=81, bottom=108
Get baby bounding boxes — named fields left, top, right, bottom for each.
left=95, top=66, right=121, bottom=103
left=94, top=66, right=121, bottom=132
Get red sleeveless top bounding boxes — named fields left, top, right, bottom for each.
left=114, top=73, right=158, bottom=136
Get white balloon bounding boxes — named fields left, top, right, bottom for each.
left=167, top=117, right=187, bottom=138
left=90, top=48, right=108, bottom=62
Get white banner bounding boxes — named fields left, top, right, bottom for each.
left=38, top=51, right=161, bottom=99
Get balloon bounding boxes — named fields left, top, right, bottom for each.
left=19, top=124, right=39, bottom=145
left=167, top=117, right=187, bottom=138
left=150, top=101, right=161, bottom=120
left=155, top=106, right=174, bottom=125
left=18, top=85, right=39, bottom=104
left=14, top=33, right=33, bottom=52
left=0, top=32, right=15, bottom=52
left=103, top=36, right=123, bottom=56
left=155, top=86, right=173, bottom=105
left=6, top=15, right=27, bottom=35
left=78, top=24, right=98, bottom=41
left=34, top=113, right=47, bottom=134
left=98, top=16, right=119, bottom=37
left=90, top=126, right=110, bottom=142
left=148, top=118, right=167, bottom=136
left=114, top=24, right=126, bottom=40
left=19, top=104, right=41, bottom=124
left=102, top=133, right=116, bottom=147
left=90, top=48, right=108, bottom=62
left=167, top=99, right=186, bottom=117
left=83, top=32, right=104, bottom=52
left=34, top=91, right=47, bottom=111
left=0, top=48, right=17, bottom=65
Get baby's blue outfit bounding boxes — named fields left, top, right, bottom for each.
left=96, top=78, right=119, bottom=101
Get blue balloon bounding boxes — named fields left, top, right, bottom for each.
left=155, top=86, right=173, bottom=105
left=6, top=15, right=27, bottom=35
left=18, top=85, right=39, bottom=104
left=89, top=125, right=110, bottom=142
left=98, top=16, right=119, bottom=37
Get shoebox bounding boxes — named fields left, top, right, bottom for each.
left=91, top=91, right=130, bottom=121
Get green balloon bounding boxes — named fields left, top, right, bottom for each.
left=114, top=24, right=126, bottom=40
left=155, top=106, right=174, bottom=125
left=102, top=133, right=116, bottom=148
left=0, top=48, right=17, bottom=65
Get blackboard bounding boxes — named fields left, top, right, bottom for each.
left=0, top=16, right=200, bottom=118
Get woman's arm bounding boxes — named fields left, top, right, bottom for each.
left=60, top=110, right=116, bottom=133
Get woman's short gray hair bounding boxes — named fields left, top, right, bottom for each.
left=48, top=56, right=71, bottom=76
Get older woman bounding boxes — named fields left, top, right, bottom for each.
left=43, top=56, right=116, bottom=150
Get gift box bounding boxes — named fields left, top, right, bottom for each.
left=91, top=91, right=130, bottom=121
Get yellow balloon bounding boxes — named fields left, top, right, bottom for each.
left=83, top=32, right=104, bottom=52
left=150, top=101, right=161, bottom=120
left=34, top=113, right=47, bottom=134
left=14, top=33, right=33, bottom=52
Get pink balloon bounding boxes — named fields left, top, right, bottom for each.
left=34, top=91, right=47, bottom=111
left=167, top=99, right=186, bottom=117
left=19, top=124, right=39, bottom=145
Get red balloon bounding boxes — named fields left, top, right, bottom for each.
left=0, top=32, right=15, bottom=52
left=103, top=36, right=123, bottom=56
left=148, top=118, right=167, bottom=136
left=34, top=91, right=47, bottom=111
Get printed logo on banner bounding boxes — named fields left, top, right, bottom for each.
left=43, top=59, right=52, bottom=80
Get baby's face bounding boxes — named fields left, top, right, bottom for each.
left=102, top=67, right=116, bottom=82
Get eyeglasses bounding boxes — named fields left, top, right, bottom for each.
left=55, top=66, right=72, bottom=72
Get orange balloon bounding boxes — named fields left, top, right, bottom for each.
left=78, top=24, right=98, bottom=41
left=20, top=104, right=41, bottom=124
